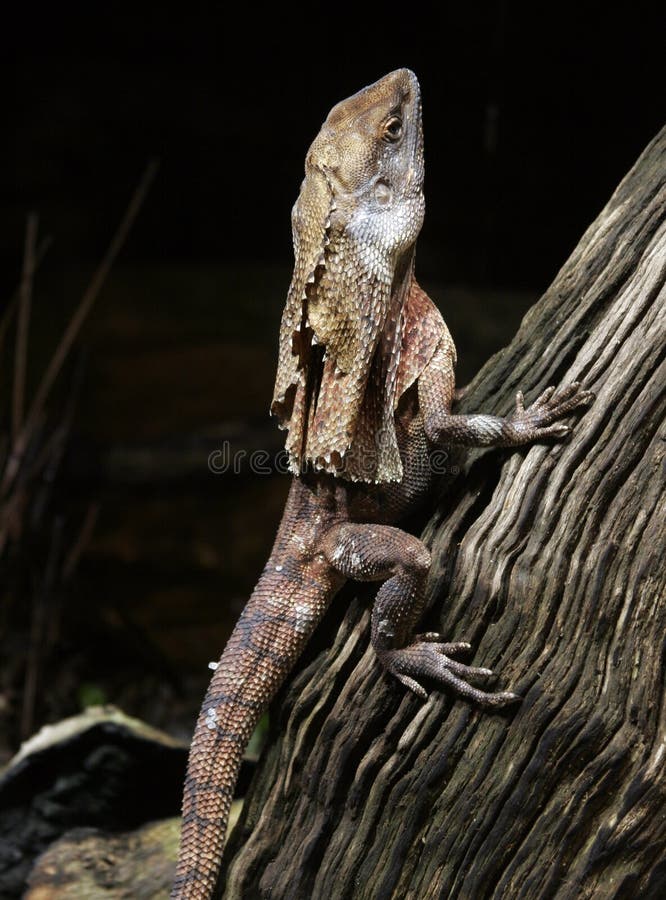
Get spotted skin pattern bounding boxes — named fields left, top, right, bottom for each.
left=172, top=70, right=593, bottom=898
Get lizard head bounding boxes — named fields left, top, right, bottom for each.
left=272, top=69, right=426, bottom=482
left=303, top=67, right=425, bottom=251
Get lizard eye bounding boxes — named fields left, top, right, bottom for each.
left=383, top=116, right=403, bottom=143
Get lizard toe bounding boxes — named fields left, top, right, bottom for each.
left=414, top=635, right=472, bottom=656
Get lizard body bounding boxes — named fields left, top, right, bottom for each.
left=172, top=69, right=592, bottom=898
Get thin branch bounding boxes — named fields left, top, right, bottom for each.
left=0, top=235, right=52, bottom=367
left=1, top=161, right=158, bottom=499
left=22, top=160, right=159, bottom=443
left=61, top=502, right=100, bottom=581
left=12, top=214, right=39, bottom=442
left=20, top=516, right=64, bottom=740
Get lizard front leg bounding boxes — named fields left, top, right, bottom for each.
left=321, top=523, right=518, bottom=707
left=419, top=341, right=594, bottom=448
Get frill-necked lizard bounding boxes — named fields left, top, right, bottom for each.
left=172, top=69, right=592, bottom=898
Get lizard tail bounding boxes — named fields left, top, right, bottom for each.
left=171, top=552, right=339, bottom=898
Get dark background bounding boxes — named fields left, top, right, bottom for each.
left=2, top=3, right=665, bottom=754
left=6, top=4, right=664, bottom=287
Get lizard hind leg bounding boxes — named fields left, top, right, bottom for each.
left=321, top=523, right=519, bottom=708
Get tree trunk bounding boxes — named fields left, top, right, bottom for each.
left=222, top=128, right=666, bottom=899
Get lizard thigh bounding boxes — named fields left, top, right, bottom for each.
left=321, top=523, right=431, bottom=656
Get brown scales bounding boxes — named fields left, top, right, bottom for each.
left=272, top=70, right=426, bottom=483
left=172, top=69, right=593, bottom=898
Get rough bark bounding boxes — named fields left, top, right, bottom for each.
left=222, top=128, right=666, bottom=900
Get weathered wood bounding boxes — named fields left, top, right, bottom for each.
left=25, top=818, right=180, bottom=899
left=0, top=707, right=187, bottom=897
left=222, top=127, right=666, bottom=899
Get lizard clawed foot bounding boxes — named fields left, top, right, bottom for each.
left=510, top=381, right=595, bottom=440
left=383, top=641, right=521, bottom=708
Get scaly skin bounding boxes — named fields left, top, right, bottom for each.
left=172, top=70, right=593, bottom=898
